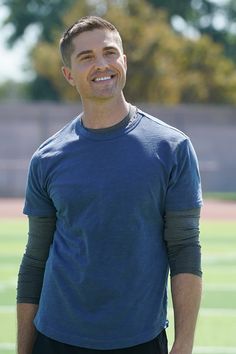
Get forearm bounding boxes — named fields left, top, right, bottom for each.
left=170, top=273, right=202, bottom=354
left=17, top=216, right=56, bottom=303
left=17, top=303, right=38, bottom=354
left=16, top=216, right=56, bottom=353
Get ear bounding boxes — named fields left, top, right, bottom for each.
left=123, top=54, right=127, bottom=71
left=62, top=66, right=75, bottom=86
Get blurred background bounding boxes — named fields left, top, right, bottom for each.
left=0, top=0, right=236, bottom=197
left=0, top=0, right=235, bottom=353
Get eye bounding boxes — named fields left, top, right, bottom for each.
left=104, top=50, right=117, bottom=56
left=80, top=55, right=93, bottom=62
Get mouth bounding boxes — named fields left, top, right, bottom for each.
left=92, top=74, right=116, bottom=83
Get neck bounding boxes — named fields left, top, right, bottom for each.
left=81, top=94, right=129, bottom=129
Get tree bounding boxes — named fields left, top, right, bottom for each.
left=2, top=0, right=76, bottom=100
left=4, top=0, right=235, bottom=57
left=2, top=0, right=74, bottom=45
left=147, top=0, right=236, bottom=62
left=177, top=36, right=236, bottom=103
left=3, top=0, right=236, bottom=102
left=32, top=0, right=236, bottom=104
left=0, top=80, right=29, bottom=100
left=147, top=0, right=217, bottom=22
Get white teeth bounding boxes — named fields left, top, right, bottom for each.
left=94, top=76, right=111, bottom=82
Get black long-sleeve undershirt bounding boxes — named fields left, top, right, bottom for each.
left=17, top=208, right=201, bottom=304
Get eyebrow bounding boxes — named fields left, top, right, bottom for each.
left=103, top=46, right=118, bottom=51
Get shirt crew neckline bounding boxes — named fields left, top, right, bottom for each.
left=75, top=105, right=142, bottom=141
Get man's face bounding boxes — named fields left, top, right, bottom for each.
left=62, top=29, right=127, bottom=102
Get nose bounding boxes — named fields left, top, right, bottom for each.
left=94, top=55, right=108, bottom=70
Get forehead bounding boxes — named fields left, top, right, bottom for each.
left=71, top=29, right=122, bottom=55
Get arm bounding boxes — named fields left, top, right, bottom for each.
left=17, top=304, right=38, bottom=354
left=164, top=208, right=202, bottom=354
left=17, top=216, right=56, bottom=354
left=170, top=273, right=202, bottom=354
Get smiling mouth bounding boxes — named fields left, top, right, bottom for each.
left=93, top=75, right=115, bottom=82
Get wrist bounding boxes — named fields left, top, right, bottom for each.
left=170, top=340, right=193, bottom=354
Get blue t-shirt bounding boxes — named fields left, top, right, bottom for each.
left=23, top=107, right=202, bottom=349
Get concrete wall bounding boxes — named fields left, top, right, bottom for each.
left=0, top=102, right=235, bottom=197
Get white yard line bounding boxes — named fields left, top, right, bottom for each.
left=168, top=308, right=236, bottom=316
left=2, top=281, right=236, bottom=291
left=0, top=305, right=15, bottom=313
left=199, top=308, right=236, bottom=317
left=193, top=346, right=236, bottom=354
left=203, top=254, right=236, bottom=265
left=0, top=343, right=15, bottom=350
left=0, top=280, right=17, bottom=291
left=1, top=305, right=236, bottom=316
left=205, top=284, right=236, bottom=291
left=1, top=344, right=236, bottom=353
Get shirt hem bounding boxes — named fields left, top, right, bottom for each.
left=34, top=321, right=167, bottom=350
left=23, top=208, right=56, bottom=217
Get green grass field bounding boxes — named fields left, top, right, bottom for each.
left=0, top=218, right=236, bottom=354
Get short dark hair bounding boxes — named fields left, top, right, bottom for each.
left=59, top=16, right=123, bottom=67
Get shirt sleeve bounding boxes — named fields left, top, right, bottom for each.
left=23, top=153, right=56, bottom=217
left=165, top=138, right=203, bottom=212
left=164, top=208, right=202, bottom=277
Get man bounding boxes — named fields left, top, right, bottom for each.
left=17, top=16, right=202, bottom=354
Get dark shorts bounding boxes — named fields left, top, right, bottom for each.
left=32, top=330, right=168, bottom=354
